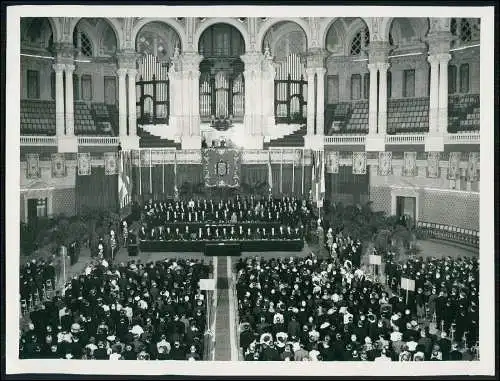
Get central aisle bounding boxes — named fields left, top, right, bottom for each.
left=214, top=256, right=234, bottom=361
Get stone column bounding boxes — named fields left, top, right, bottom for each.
left=377, top=62, right=390, bottom=136
left=262, top=49, right=276, bottom=137
left=116, top=68, right=128, bottom=136
left=427, top=55, right=440, bottom=134
left=52, top=63, right=65, bottom=137
left=315, top=67, right=326, bottom=136
left=180, top=52, right=203, bottom=149
left=305, top=68, right=316, bottom=137
left=367, top=63, right=379, bottom=135
left=127, top=68, right=138, bottom=137
left=438, top=53, right=451, bottom=134
left=240, top=51, right=264, bottom=149
left=64, top=64, right=75, bottom=136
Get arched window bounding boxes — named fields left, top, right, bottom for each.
left=448, top=65, right=457, bottom=94
left=349, top=28, right=369, bottom=56
left=74, top=31, right=93, bottom=57
left=459, top=19, right=472, bottom=43
left=460, top=64, right=470, bottom=93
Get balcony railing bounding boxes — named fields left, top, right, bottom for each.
left=324, top=135, right=366, bottom=145
left=445, top=132, right=480, bottom=144
left=416, top=221, right=479, bottom=249
left=77, top=136, right=121, bottom=146
left=385, top=134, right=426, bottom=144
left=20, top=136, right=58, bottom=146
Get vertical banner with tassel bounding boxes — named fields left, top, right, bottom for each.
left=447, top=152, right=461, bottom=180
left=26, top=153, right=41, bottom=179
left=352, top=152, right=367, bottom=175
left=51, top=153, right=66, bottom=178
left=426, top=152, right=440, bottom=178
left=319, top=150, right=325, bottom=209
left=327, top=151, right=339, bottom=174
left=104, top=152, right=118, bottom=176
left=402, top=152, right=417, bottom=177
left=77, top=153, right=91, bottom=176
left=466, top=152, right=479, bottom=183
left=377, top=152, right=393, bottom=176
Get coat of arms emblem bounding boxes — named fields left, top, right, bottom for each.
left=217, top=161, right=228, bottom=176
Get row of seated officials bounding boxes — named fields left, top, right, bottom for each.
left=143, top=196, right=314, bottom=226
left=138, top=225, right=304, bottom=242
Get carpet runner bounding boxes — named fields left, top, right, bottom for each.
left=214, top=256, right=232, bottom=361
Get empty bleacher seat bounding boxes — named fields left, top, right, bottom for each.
left=20, top=100, right=56, bottom=135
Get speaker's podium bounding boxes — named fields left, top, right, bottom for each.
left=128, top=233, right=139, bottom=257
left=204, top=242, right=241, bottom=257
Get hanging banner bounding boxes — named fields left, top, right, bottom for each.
left=51, top=153, right=66, bottom=178
left=326, top=151, right=339, bottom=174
left=104, top=152, right=118, bottom=176
left=378, top=152, right=393, bottom=176
left=26, top=153, right=41, bottom=179
left=352, top=152, right=367, bottom=175
left=447, top=152, right=461, bottom=180
left=118, top=151, right=132, bottom=209
left=466, top=152, right=479, bottom=182
left=77, top=153, right=91, bottom=176
left=402, top=152, right=417, bottom=177
left=426, top=152, right=440, bottom=178
left=202, top=148, right=242, bottom=188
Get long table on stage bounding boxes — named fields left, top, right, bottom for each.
left=139, top=238, right=304, bottom=253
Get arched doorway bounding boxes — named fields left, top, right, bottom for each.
left=198, top=24, right=246, bottom=130
left=262, top=21, right=308, bottom=124
left=135, top=22, right=181, bottom=125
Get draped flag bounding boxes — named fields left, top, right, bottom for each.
left=311, top=150, right=317, bottom=203
left=402, top=152, right=417, bottom=177
left=104, top=152, right=118, bottom=176
left=447, top=152, right=461, bottom=180
left=26, top=153, right=41, bottom=179
left=202, top=148, right=242, bottom=188
left=378, top=152, right=393, bottom=176
left=173, top=151, right=179, bottom=200
left=466, top=152, right=479, bottom=182
left=51, top=153, right=66, bottom=178
left=319, top=151, right=325, bottom=208
left=326, top=151, right=339, bottom=174
left=77, top=153, right=91, bottom=176
left=118, top=151, right=132, bottom=209
left=426, top=152, right=440, bottom=178
left=352, top=152, right=367, bottom=175
left=267, top=150, right=273, bottom=193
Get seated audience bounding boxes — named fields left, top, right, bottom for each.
left=19, top=258, right=210, bottom=360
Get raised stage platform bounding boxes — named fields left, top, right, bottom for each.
left=139, top=239, right=304, bottom=253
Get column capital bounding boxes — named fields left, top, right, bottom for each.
left=367, top=63, right=379, bottom=72
left=54, top=42, right=76, bottom=63
left=64, top=64, right=76, bottom=73
left=368, top=41, right=390, bottom=64
left=116, top=49, right=139, bottom=69
left=305, top=48, right=329, bottom=69
left=305, top=67, right=316, bottom=77
left=427, top=55, right=440, bottom=65
left=315, top=67, right=327, bottom=76
left=180, top=51, right=204, bottom=72
left=127, top=68, right=138, bottom=77
left=436, top=53, right=452, bottom=64
left=116, top=68, right=128, bottom=77
left=377, top=62, right=390, bottom=72
left=52, top=63, right=66, bottom=72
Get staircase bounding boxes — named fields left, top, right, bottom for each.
left=264, top=125, right=307, bottom=148
left=138, top=127, right=181, bottom=148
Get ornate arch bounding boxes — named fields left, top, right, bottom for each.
left=68, top=17, right=124, bottom=50
left=131, top=18, right=187, bottom=52
left=194, top=18, right=250, bottom=52
left=256, top=18, right=311, bottom=52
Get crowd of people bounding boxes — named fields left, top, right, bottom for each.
left=20, top=258, right=58, bottom=305
left=236, top=251, right=479, bottom=362
left=140, top=196, right=314, bottom=241
left=20, top=258, right=211, bottom=360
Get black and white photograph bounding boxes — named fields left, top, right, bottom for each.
left=4, top=4, right=496, bottom=378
